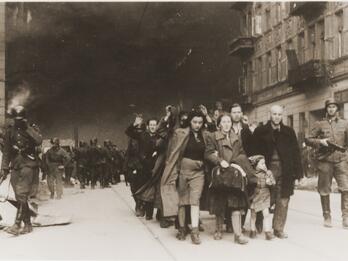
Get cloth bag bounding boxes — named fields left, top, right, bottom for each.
left=210, top=163, right=247, bottom=192
left=0, top=175, right=16, bottom=202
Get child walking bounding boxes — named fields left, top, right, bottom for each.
left=248, top=155, right=276, bottom=240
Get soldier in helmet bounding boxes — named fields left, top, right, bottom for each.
left=75, top=141, right=89, bottom=189
left=88, top=137, right=99, bottom=189
left=45, top=137, right=70, bottom=199
left=306, top=98, right=348, bottom=229
left=103, top=139, right=113, bottom=187
left=0, top=105, right=43, bottom=235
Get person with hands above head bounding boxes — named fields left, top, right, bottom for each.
left=125, top=113, right=160, bottom=220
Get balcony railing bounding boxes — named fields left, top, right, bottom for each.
left=229, top=36, right=254, bottom=57
left=288, top=59, right=332, bottom=88
left=289, top=2, right=326, bottom=17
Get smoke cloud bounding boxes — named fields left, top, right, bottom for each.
left=7, top=82, right=32, bottom=114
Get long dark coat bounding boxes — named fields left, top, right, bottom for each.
left=240, top=123, right=254, bottom=156
left=252, top=121, right=303, bottom=198
left=134, top=116, right=176, bottom=208
left=160, top=127, right=210, bottom=217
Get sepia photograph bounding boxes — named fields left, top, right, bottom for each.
left=0, top=0, right=347, bottom=260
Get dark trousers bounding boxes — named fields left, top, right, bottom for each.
left=144, top=202, right=154, bottom=218
left=47, top=169, right=64, bottom=198
left=11, top=167, right=36, bottom=203
left=64, top=167, right=74, bottom=185
left=77, top=166, right=88, bottom=188
left=270, top=160, right=290, bottom=233
left=97, top=164, right=107, bottom=188
left=90, top=166, right=99, bottom=188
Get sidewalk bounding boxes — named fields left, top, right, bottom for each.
left=114, top=182, right=348, bottom=261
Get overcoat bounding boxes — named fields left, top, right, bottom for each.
left=252, top=121, right=303, bottom=198
left=160, top=127, right=209, bottom=217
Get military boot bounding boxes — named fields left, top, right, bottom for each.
left=320, top=195, right=332, bottom=228
left=190, top=227, right=201, bottom=245
left=5, top=204, right=23, bottom=236
left=341, top=192, right=348, bottom=229
left=20, top=204, right=33, bottom=235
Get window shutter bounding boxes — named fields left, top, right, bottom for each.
left=262, top=55, right=267, bottom=88
left=325, top=14, right=334, bottom=60
left=281, top=45, right=287, bottom=81
left=343, top=8, right=348, bottom=55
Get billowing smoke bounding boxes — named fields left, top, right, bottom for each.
left=7, top=82, right=31, bottom=114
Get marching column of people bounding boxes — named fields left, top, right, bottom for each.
left=124, top=102, right=316, bottom=245
left=1, top=98, right=347, bottom=239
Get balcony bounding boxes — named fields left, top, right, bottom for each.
left=289, top=2, right=326, bottom=18
left=229, top=36, right=254, bottom=57
left=288, top=59, right=332, bottom=88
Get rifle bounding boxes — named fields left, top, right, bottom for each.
left=316, top=141, right=347, bottom=160
left=327, top=141, right=347, bottom=153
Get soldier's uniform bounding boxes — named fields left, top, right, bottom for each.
left=46, top=140, right=70, bottom=199
left=111, top=146, right=123, bottom=184
left=75, top=141, right=89, bottom=189
left=88, top=139, right=99, bottom=189
left=306, top=99, right=348, bottom=228
left=0, top=106, right=42, bottom=235
left=96, top=145, right=108, bottom=188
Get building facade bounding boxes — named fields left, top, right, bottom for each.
left=0, top=2, right=5, bottom=127
left=231, top=1, right=348, bottom=143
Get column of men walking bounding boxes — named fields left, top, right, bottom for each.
left=0, top=99, right=347, bottom=241
left=0, top=105, right=125, bottom=236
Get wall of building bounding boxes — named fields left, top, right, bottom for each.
left=0, top=2, right=5, bottom=127
left=234, top=2, right=348, bottom=142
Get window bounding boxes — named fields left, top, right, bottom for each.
left=247, top=61, right=252, bottom=93
left=265, top=8, right=271, bottom=31
left=276, top=46, right=282, bottom=82
left=299, top=112, right=306, bottom=134
left=267, top=52, right=272, bottom=85
left=241, top=63, right=247, bottom=95
left=287, top=115, right=294, bottom=128
left=308, top=25, right=316, bottom=60
left=298, top=32, right=305, bottom=64
left=318, top=20, right=325, bottom=60
left=257, top=57, right=262, bottom=90
left=299, top=112, right=307, bottom=144
left=275, top=3, right=281, bottom=24
left=247, top=11, right=252, bottom=36
left=336, top=11, right=344, bottom=58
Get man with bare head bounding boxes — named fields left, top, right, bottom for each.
left=253, top=104, right=303, bottom=239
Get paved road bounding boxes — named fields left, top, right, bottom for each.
left=0, top=182, right=347, bottom=260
